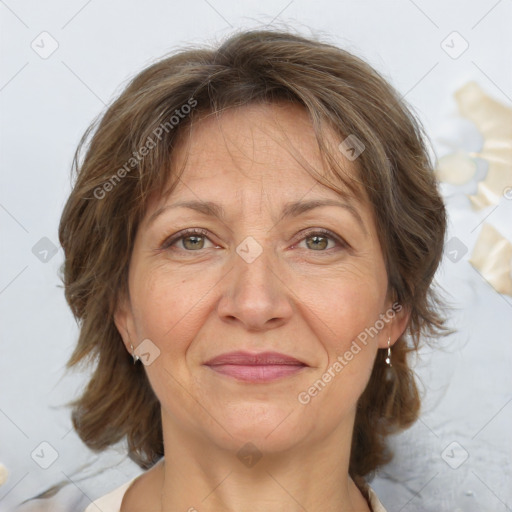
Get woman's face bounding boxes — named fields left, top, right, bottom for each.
left=115, top=102, right=406, bottom=454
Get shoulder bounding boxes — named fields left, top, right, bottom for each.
left=354, top=476, right=387, bottom=512
left=84, top=458, right=164, bottom=512
left=367, top=485, right=387, bottom=512
left=83, top=477, right=137, bottom=512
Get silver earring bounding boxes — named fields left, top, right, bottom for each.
left=385, top=337, right=392, bottom=367
left=130, top=343, right=140, bottom=364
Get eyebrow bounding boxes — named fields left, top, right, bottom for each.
left=147, top=198, right=366, bottom=233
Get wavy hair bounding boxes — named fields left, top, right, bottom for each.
left=58, top=28, right=448, bottom=481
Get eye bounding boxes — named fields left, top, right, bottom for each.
left=293, top=228, right=348, bottom=252
left=160, top=227, right=348, bottom=253
left=160, top=228, right=217, bottom=251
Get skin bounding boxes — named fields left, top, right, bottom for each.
left=114, top=102, right=409, bottom=512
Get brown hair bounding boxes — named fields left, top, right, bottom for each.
left=59, top=28, right=447, bottom=480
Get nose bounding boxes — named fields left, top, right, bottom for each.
left=217, top=240, right=293, bottom=332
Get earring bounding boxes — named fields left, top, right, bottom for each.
left=385, top=337, right=392, bottom=367
left=130, top=343, right=140, bottom=364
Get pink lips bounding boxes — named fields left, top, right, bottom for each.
left=204, top=351, right=307, bottom=382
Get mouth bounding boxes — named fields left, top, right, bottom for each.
left=204, top=351, right=308, bottom=383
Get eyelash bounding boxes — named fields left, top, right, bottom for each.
left=160, top=227, right=349, bottom=254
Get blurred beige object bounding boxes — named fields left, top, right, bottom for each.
left=454, top=82, right=512, bottom=210
left=0, top=462, right=8, bottom=486
left=436, top=150, right=477, bottom=185
left=469, top=223, right=512, bottom=296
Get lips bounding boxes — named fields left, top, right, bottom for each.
left=204, top=351, right=307, bottom=382
left=205, top=351, right=306, bottom=366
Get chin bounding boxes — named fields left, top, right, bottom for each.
left=207, top=403, right=309, bottom=454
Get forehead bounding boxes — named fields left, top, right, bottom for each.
left=145, top=102, right=367, bottom=221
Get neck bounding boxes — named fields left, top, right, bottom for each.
left=158, top=415, right=370, bottom=512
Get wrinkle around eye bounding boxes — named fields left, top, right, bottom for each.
left=147, top=216, right=369, bottom=259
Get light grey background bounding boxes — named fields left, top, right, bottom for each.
left=1, top=1, right=511, bottom=511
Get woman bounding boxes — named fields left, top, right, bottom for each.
left=59, top=28, right=447, bottom=512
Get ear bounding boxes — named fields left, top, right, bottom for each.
left=113, top=292, right=136, bottom=354
left=377, top=301, right=411, bottom=349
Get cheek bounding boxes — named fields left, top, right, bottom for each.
left=296, top=267, right=384, bottom=393
left=305, top=268, right=386, bottom=345
left=296, top=281, right=381, bottom=419
left=128, top=266, right=214, bottom=422
left=129, top=262, right=215, bottom=345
